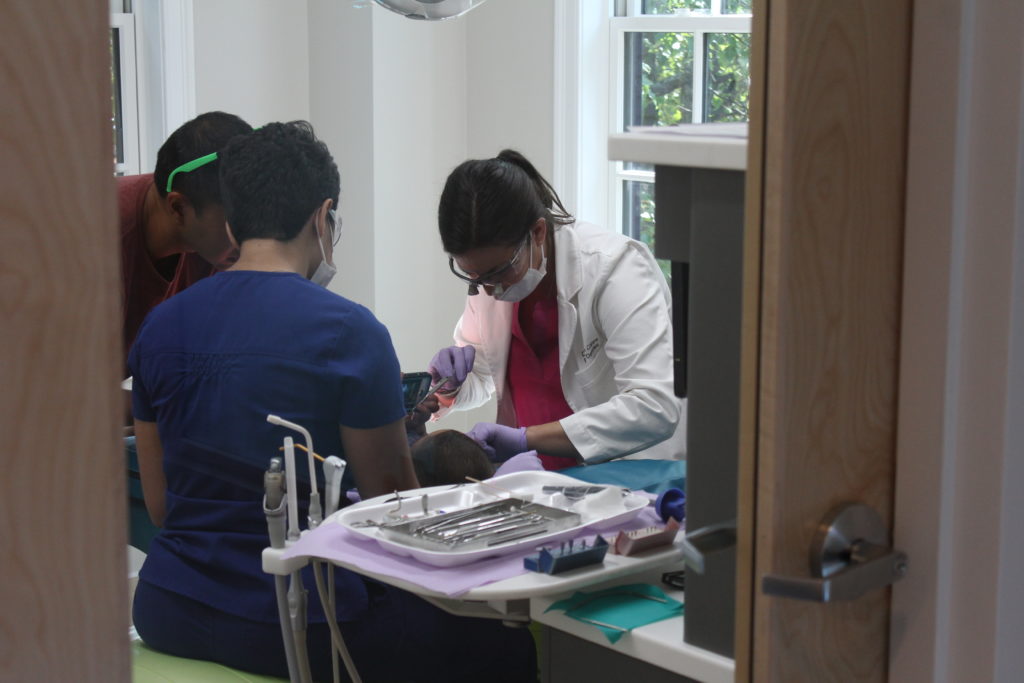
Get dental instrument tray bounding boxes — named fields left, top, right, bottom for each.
left=335, top=471, right=650, bottom=567
left=379, top=499, right=580, bottom=552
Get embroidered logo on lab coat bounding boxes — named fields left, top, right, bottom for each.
left=581, top=338, right=601, bottom=362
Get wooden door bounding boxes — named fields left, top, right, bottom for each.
left=734, top=0, right=913, bottom=680
left=0, top=1, right=129, bottom=681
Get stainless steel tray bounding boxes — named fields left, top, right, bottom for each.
left=377, top=498, right=581, bottom=552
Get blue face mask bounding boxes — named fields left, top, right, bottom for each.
left=493, top=238, right=546, bottom=302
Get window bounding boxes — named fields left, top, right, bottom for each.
left=109, top=1, right=196, bottom=178
left=610, top=0, right=751, bottom=278
left=111, top=10, right=140, bottom=176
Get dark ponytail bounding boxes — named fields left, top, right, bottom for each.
left=438, top=149, right=574, bottom=255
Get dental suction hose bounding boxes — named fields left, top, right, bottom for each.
left=265, top=458, right=301, bottom=683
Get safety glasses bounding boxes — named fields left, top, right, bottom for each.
left=328, top=209, right=342, bottom=247
left=164, top=152, right=218, bottom=193
left=448, top=237, right=528, bottom=289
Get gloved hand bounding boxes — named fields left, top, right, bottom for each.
left=428, top=345, right=476, bottom=394
left=494, top=451, right=544, bottom=476
left=405, top=394, right=440, bottom=438
left=467, top=422, right=528, bottom=463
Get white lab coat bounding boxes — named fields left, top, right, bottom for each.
left=438, top=222, right=686, bottom=463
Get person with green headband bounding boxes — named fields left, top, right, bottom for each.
left=118, top=111, right=252, bottom=374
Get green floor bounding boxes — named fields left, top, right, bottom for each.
left=132, top=639, right=287, bottom=683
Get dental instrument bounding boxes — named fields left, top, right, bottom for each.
left=410, top=375, right=452, bottom=413
left=264, top=458, right=301, bottom=683
left=322, top=456, right=347, bottom=518
left=267, top=414, right=323, bottom=528
left=378, top=498, right=580, bottom=552
left=264, top=416, right=360, bottom=683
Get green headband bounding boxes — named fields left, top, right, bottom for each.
left=164, top=151, right=219, bottom=193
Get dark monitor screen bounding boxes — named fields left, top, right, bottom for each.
left=672, top=260, right=688, bottom=398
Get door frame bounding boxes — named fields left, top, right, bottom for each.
left=890, top=0, right=1024, bottom=680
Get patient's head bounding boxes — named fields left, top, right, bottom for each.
left=411, top=429, right=495, bottom=487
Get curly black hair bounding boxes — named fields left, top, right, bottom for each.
left=217, top=121, right=340, bottom=244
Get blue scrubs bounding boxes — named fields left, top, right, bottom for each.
left=129, top=271, right=535, bottom=682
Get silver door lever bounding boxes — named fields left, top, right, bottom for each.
left=761, top=503, right=908, bottom=602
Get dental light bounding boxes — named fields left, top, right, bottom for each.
left=372, top=0, right=487, bottom=21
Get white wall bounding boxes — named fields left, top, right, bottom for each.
left=309, top=0, right=376, bottom=310
left=369, top=8, right=467, bottom=374
left=891, top=0, right=1024, bottom=681
left=193, top=0, right=311, bottom=125
left=466, top=0, right=555, bottom=172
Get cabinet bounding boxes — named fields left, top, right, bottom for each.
left=609, top=125, right=746, bottom=659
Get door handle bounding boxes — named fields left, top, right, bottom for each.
left=678, top=520, right=736, bottom=574
left=761, top=503, right=908, bottom=602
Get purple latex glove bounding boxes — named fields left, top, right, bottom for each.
left=467, top=422, right=528, bottom=463
left=427, top=345, right=476, bottom=393
left=494, top=451, right=544, bottom=476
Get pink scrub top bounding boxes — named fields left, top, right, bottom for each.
left=507, top=297, right=577, bottom=470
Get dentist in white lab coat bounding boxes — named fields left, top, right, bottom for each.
left=429, top=150, right=685, bottom=469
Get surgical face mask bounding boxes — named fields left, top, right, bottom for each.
left=494, top=237, right=546, bottom=302
left=310, top=210, right=338, bottom=287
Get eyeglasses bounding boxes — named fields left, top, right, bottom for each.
left=164, top=152, right=218, bottom=193
left=328, top=209, right=342, bottom=246
left=448, top=238, right=528, bottom=293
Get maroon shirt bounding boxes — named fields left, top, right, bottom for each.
left=119, top=174, right=214, bottom=370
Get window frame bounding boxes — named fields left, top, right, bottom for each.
left=111, top=11, right=141, bottom=176
left=607, top=2, right=751, bottom=238
left=110, top=1, right=196, bottom=177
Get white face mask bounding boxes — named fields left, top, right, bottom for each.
left=494, top=238, right=546, bottom=302
left=310, top=211, right=337, bottom=288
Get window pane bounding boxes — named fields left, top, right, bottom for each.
left=622, top=180, right=672, bottom=282
left=703, top=32, right=750, bottom=122
left=642, top=0, right=710, bottom=14
left=723, top=0, right=753, bottom=13
left=624, top=161, right=655, bottom=173
left=624, top=32, right=694, bottom=129
left=111, top=28, right=125, bottom=173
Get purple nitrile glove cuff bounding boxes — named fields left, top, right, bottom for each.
left=427, top=345, right=476, bottom=393
left=466, top=422, right=528, bottom=462
left=494, top=451, right=544, bottom=476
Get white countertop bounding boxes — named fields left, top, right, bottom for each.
left=608, top=122, right=748, bottom=171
